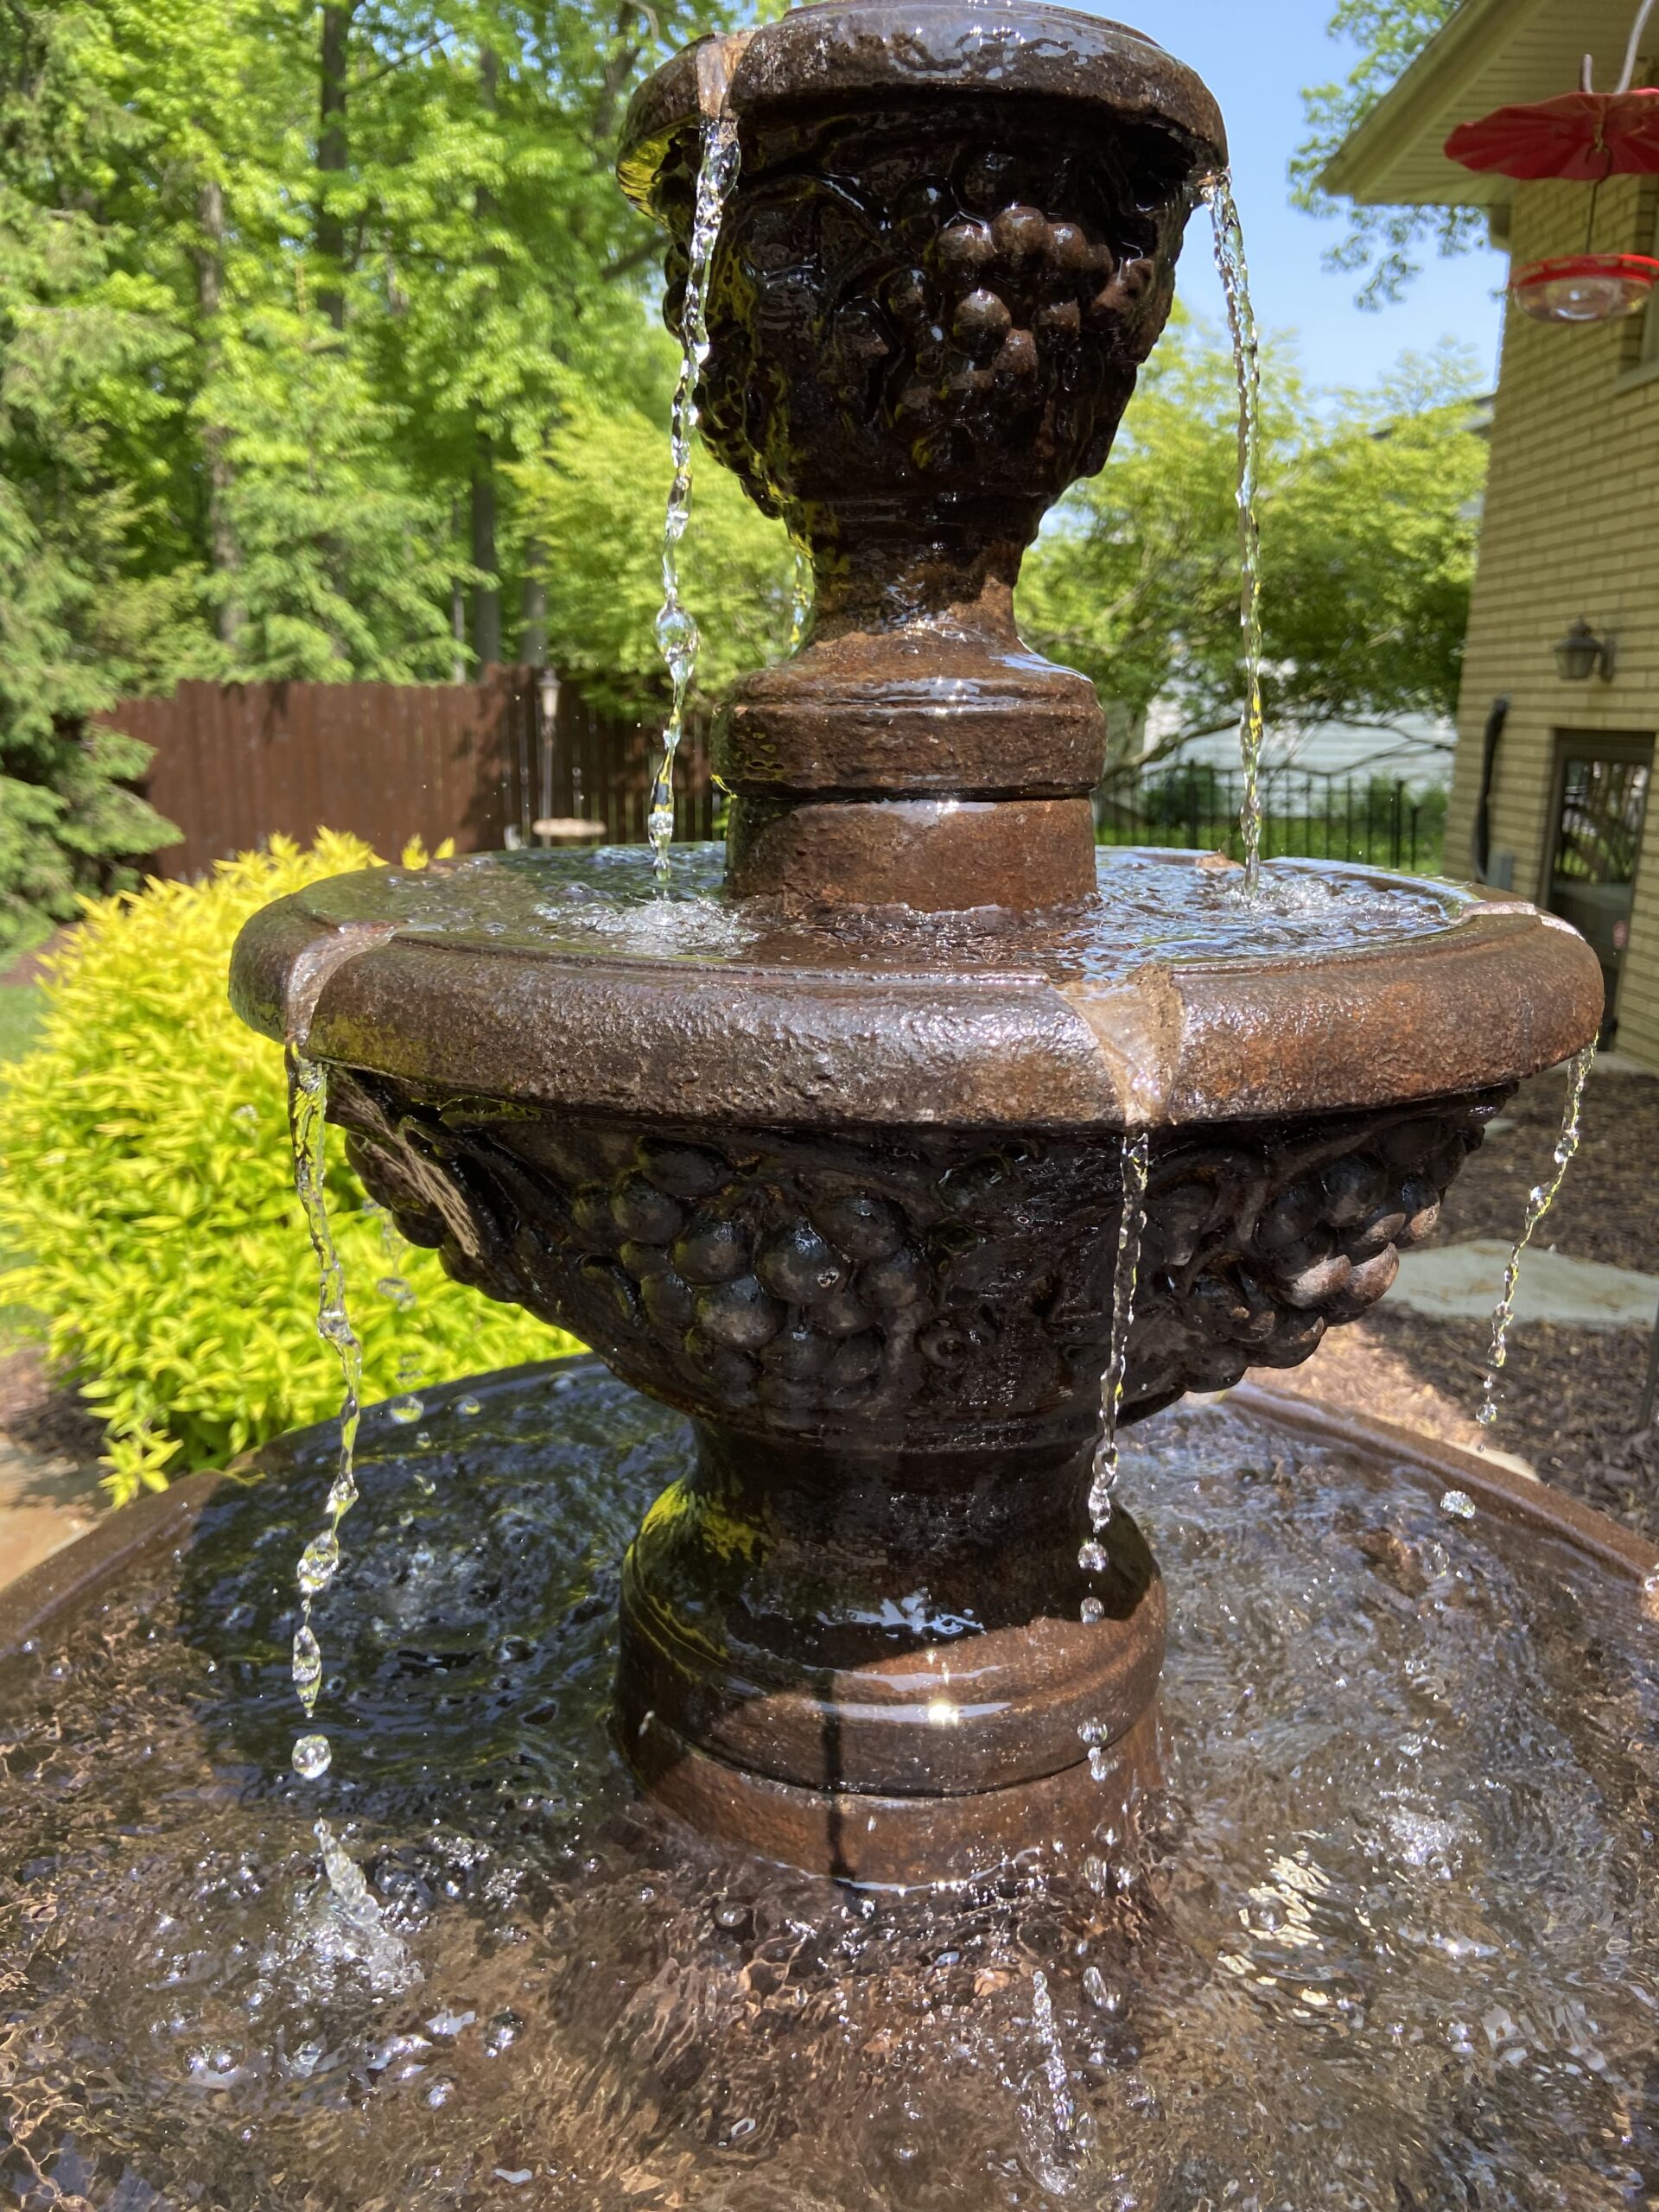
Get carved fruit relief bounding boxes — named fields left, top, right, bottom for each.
left=326, top=1071, right=1508, bottom=1450
left=659, top=110, right=1190, bottom=518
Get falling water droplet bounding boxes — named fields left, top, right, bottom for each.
left=1478, top=1046, right=1595, bottom=1432
left=389, top=1395, right=424, bottom=1427
left=293, top=1733, right=332, bottom=1781
left=1204, top=171, right=1265, bottom=896
left=297, top=1531, right=340, bottom=1596
left=456, top=1395, right=482, bottom=1417
left=649, top=114, right=741, bottom=886
left=1440, top=1489, right=1477, bottom=1522
left=1080, top=1596, right=1104, bottom=1625
left=291, top=1626, right=323, bottom=1714
left=1077, top=1538, right=1109, bottom=1574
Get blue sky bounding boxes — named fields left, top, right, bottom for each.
left=1078, top=0, right=1510, bottom=395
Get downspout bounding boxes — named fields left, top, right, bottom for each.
left=1471, top=693, right=1510, bottom=880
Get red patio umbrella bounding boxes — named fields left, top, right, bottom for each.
left=1445, top=87, right=1659, bottom=180
left=1442, top=0, right=1659, bottom=321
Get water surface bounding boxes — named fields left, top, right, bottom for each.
left=302, top=846, right=1475, bottom=988
left=2, top=1360, right=1654, bottom=2209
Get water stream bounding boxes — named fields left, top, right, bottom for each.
left=1476, top=1044, right=1596, bottom=1433
left=1078, top=1130, right=1152, bottom=1618
left=648, top=115, right=741, bottom=882
left=1205, top=174, right=1266, bottom=895
left=284, top=1052, right=366, bottom=1781
left=789, top=541, right=813, bottom=653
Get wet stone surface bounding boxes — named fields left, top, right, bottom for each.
left=288, top=846, right=1473, bottom=983
left=1, top=1359, right=1656, bottom=2209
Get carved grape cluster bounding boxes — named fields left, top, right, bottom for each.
left=563, top=1136, right=928, bottom=1416
left=669, top=111, right=1186, bottom=514
left=904, top=161, right=1160, bottom=435
left=327, top=1070, right=1504, bottom=1451
left=1131, top=1115, right=1466, bottom=1402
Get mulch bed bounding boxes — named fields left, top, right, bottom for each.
left=0, top=925, right=76, bottom=989
left=1438, top=1058, right=1659, bottom=1274
left=0, top=1346, right=104, bottom=1468
left=1363, top=1307, right=1659, bottom=1545
left=1286, top=1058, right=1659, bottom=1548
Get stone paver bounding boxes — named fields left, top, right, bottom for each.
left=1391, top=1238, right=1659, bottom=1330
left=0, top=1438, right=101, bottom=1591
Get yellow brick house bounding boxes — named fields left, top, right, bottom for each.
left=1325, top=0, right=1659, bottom=1067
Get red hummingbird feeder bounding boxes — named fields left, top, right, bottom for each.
left=1445, top=0, right=1659, bottom=321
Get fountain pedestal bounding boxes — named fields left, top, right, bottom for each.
left=232, top=1, right=1604, bottom=1885
left=619, top=1423, right=1163, bottom=1886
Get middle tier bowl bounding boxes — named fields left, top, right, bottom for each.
left=230, top=843, right=1600, bottom=1883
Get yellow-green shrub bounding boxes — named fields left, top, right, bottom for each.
left=0, top=831, right=576, bottom=1503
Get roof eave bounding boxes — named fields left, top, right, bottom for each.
left=1319, top=0, right=1544, bottom=207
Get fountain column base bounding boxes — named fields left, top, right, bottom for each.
left=629, top=1699, right=1163, bottom=1891
left=614, top=1421, right=1165, bottom=1886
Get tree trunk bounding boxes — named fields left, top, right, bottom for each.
left=317, top=3, right=353, bottom=330
left=472, top=431, right=500, bottom=668
left=470, top=45, right=503, bottom=667
left=522, top=537, right=548, bottom=665
left=194, top=178, right=243, bottom=649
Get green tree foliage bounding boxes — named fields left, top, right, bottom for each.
left=1018, top=316, right=1486, bottom=767
left=0, top=0, right=760, bottom=938
left=0, top=831, right=575, bottom=1502
left=507, top=366, right=792, bottom=714
left=1290, top=0, right=1487, bottom=304
left=0, top=2, right=189, bottom=945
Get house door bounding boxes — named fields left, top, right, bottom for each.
left=1545, top=733, right=1652, bottom=1038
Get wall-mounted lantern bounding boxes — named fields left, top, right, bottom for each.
left=1552, top=617, right=1617, bottom=683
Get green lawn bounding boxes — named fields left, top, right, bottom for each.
left=0, top=985, right=43, bottom=1066
left=0, top=983, right=42, bottom=1334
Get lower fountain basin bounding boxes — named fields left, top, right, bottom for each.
left=2, top=1358, right=1654, bottom=2209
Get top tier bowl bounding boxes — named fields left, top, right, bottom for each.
left=619, top=2, right=1225, bottom=910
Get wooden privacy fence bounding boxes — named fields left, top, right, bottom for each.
left=102, top=669, right=715, bottom=879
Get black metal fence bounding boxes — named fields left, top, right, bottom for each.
left=1096, top=761, right=1449, bottom=876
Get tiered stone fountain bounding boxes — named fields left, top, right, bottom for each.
left=2, top=12, right=1655, bottom=2205
left=227, top=1, right=1601, bottom=1886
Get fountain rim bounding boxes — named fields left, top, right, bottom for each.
left=616, top=0, right=1229, bottom=223
left=228, top=854, right=1603, bottom=1131
left=3, top=1361, right=1650, bottom=1670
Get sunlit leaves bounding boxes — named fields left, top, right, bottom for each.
left=1017, top=315, right=1486, bottom=766
left=1291, top=0, right=1488, bottom=305
left=0, top=833, right=574, bottom=1504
